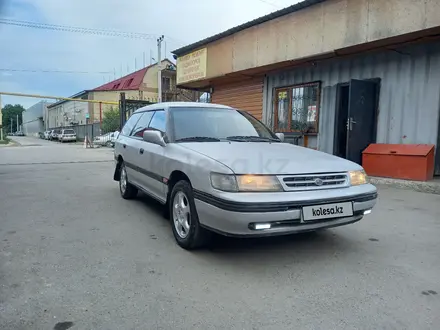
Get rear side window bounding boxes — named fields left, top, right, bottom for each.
left=64, top=129, right=75, bottom=134
left=130, top=111, right=154, bottom=138
left=148, top=110, right=166, bottom=133
left=121, top=112, right=142, bottom=136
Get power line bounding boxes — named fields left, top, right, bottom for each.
left=0, top=18, right=157, bottom=40
left=0, top=18, right=186, bottom=46
left=0, top=18, right=156, bottom=39
left=0, top=68, right=113, bottom=74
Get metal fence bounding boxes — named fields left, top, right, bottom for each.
left=120, top=92, right=154, bottom=129
left=46, top=91, right=204, bottom=146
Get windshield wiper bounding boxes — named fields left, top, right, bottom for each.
left=226, top=135, right=280, bottom=142
left=175, top=136, right=221, bottom=142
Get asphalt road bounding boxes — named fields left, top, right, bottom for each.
left=1, top=136, right=440, bottom=330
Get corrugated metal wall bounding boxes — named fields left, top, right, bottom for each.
left=263, top=41, right=440, bottom=173
left=212, top=78, right=264, bottom=120
left=22, top=101, right=48, bottom=135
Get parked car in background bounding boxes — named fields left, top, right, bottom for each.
left=59, top=129, right=77, bottom=143
left=15, top=131, right=25, bottom=136
left=94, top=131, right=119, bottom=147
left=49, top=129, right=61, bottom=140
left=43, top=131, right=51, bottom=139
left=113, top=102, right=378, bottom=250
left=38, top=132, right=45, bottom=139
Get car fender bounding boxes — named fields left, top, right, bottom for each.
left=161, top=144, right=233, bottom=192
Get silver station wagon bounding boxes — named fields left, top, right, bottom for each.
left=113, top=102, right=377, bottom=250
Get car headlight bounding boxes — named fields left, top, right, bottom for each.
left=349, top=170, right=368, bottom=186
left=210, top=173, right=283, bottom=192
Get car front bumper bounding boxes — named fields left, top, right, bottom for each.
left=194, top=184, right=378, bottom=237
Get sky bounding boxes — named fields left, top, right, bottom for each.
left=0, top=0, right=298, bottom=109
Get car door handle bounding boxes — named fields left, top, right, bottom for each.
left=139, top=148, right=144, bottom=154
left=123, top=144, right=126, bottom=148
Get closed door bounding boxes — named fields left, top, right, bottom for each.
left=346, top=79, right=378, bottom=165
left=118, top=112, right=143, bottom=185
left=127, top=111, right=155, bottom=186
left=137, top=110, right=167, bottom=201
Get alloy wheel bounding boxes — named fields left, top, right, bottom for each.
left=172, top=191, right=191, bottom=238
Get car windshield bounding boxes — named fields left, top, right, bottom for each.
left=170, top=107, right=279, bottom=142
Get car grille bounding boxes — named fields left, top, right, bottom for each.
left=278, top=173, right=349, bottom=191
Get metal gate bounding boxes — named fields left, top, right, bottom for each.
left=119, top=92, right=154, bottom=129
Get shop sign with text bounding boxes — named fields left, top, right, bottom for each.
left=176, top=48, right=207, bottom=84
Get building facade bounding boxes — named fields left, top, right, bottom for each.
left=23, top=101, right=52, bottom=135
left=264, top=42, right=440, bottom=156
left=47, top=60, right=201, bottom=129
left=47, top=91, right=90, bottom=128
left=173, top=0, right=440, bottom=176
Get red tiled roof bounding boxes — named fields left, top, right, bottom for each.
left=93, top=59, right=175, bottom=92
left=93, top=67, right=148, bottom=91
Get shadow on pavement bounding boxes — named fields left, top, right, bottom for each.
left=134, top=190, right=359, bottom=266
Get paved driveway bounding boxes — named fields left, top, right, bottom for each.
left=1, top=141, right=439, bottom=330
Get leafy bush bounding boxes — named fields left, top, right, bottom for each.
left=101, top=107, right=120, bottom=133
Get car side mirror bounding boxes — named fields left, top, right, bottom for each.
left=275, top=133, right=284, bottom=142
left=143, top=130, right=166, bottom=147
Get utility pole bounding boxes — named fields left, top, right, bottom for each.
left=157, top=35, right=164, bottom=103
left=16, top=114, right=19, bottom=132
left=10, top=117, right=13, bottom=133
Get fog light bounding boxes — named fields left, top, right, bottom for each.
left=254, top=223, right=271, bottom=230
left=363, top=209, right=372, bottom=215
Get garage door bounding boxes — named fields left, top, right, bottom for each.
left=211, top=78, right=263, bottom=120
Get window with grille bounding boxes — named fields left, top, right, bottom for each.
left=274, top=82, right=320, bottom=133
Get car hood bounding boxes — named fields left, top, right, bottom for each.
left=179, top=142, right=362, bottom=175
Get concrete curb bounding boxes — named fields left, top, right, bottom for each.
left=9, top=139, right=21, bottom=146
left=0, top=140, right=20, bottom=147
left=370, top=177, right=440, bottom=195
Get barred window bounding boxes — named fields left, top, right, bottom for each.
left=274, top=82, right=320, bottom=133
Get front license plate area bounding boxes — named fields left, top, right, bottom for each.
left=302, top=202, right=353, bottom=221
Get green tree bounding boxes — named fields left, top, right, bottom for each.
left=101, top=106, right=120, bottom=133
left=1, top=104, right=26, bottom=133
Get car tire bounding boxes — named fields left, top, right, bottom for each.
left=106, top=141, right=112, bottom=148
left=169, top=180, right=211, bottom=250
left=119, top=162, right=138, bottom=199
